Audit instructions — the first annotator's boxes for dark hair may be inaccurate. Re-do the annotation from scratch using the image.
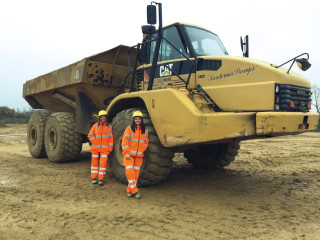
[98,116,109,127]
[131,117,145,134]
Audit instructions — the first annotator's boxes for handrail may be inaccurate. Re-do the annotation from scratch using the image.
[127,36,195,91]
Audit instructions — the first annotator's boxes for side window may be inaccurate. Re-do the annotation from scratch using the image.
[150,26,188,63]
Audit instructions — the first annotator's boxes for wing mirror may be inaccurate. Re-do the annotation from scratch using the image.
[147,5,157,24]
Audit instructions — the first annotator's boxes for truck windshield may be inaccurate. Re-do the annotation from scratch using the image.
[185,26,228,56]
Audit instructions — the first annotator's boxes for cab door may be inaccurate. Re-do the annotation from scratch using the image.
[138,25,196,90]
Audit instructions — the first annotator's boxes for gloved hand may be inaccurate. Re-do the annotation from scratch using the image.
[126,153,130,160]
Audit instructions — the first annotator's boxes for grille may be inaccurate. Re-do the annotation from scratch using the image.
[276,84,311,112]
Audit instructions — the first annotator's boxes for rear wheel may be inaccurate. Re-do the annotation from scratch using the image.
[27,112,50,158]
[44,112,82,162]
[184,141,240,169]
[109,108,174,186]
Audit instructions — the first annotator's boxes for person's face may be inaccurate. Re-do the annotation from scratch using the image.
[134,117,142,125]
[100,115,107,123]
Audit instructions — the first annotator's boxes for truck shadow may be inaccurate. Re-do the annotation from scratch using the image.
[149,160,302,202]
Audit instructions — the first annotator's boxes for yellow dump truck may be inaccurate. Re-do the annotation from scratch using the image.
[23,2,319,185]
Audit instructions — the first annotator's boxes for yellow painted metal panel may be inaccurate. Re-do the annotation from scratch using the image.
[204,82,275,111]
[256,112,319,135]
[109,89,257,147]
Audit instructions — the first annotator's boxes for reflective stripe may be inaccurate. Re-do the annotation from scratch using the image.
[122,145,129,149]
[131,139,145,143]
[98,172,106,175]
[106,127,111,138]
[129,184,136,188]
[95,135,109,138]
[133,166,140,170]
[130,128,134,141]
[125,165,134,169]
[128,179,135,183]
[91,144,109,149]
[95,123,98,136]
[145,130,148,141]
[129,150,143,155]
[92,154,99,158]
[91,144,101,148]
[109,143,113,146]
[101,155,108,158]
[90,124,112,149]
[100,167,107,170]
[123,134,131,138]
[91,167,99,169]
[91,170,98,173]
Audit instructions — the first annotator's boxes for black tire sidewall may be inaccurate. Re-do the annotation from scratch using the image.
[109,117,131,184]
[185,142,239,170]
[44,115,63,162]
[27,113,49,158]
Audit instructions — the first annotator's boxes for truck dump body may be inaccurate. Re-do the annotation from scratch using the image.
[23,45,136,113]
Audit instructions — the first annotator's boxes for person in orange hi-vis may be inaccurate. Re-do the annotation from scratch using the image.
[88,110,113,185]
[122,111,149,199]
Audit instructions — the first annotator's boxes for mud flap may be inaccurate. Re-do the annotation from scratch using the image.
[75,91,99,135]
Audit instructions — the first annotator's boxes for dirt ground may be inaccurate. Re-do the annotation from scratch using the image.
[0,124,319,240]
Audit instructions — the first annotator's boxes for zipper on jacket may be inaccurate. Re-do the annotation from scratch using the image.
[136,126,140,156]
[100,123,104,151]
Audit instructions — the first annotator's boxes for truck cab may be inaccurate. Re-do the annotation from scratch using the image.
[135,22,312,114]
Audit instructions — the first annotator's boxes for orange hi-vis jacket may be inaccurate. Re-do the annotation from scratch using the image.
[122,126,149,157]
[88,122,114,153]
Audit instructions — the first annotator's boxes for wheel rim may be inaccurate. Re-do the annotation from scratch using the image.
[115,132,124,167]
[48,127,57,150]
[29,126,37,145]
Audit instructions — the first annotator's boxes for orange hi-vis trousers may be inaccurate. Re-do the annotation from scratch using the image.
[91,150,108,181]
[124,155,143,194]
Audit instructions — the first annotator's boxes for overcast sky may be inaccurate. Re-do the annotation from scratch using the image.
[1,0,319,111]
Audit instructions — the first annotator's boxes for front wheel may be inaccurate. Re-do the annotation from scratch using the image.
[184,141,240,169]
[109,108,174,186]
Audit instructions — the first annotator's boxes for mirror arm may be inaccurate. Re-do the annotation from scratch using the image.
[276,53,309,74]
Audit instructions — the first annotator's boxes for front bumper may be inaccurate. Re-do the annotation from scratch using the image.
[256,112,319,135]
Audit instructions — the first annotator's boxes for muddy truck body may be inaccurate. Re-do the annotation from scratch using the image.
[23,3,319,185]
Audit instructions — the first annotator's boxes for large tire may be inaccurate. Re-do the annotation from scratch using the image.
[109,108,174,186]
[44,112,82,163]
[27,112,50,158]
[184,141,240,170]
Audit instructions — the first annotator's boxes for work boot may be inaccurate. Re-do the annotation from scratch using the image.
[135,192,141,199]
[98,180,103,185]
[127,192,133,198]
[92,179,97,184]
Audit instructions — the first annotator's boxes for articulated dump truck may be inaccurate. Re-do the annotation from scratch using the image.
[23,3,319,185]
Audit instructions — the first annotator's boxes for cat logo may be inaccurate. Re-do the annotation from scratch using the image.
[160,64,173,77]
